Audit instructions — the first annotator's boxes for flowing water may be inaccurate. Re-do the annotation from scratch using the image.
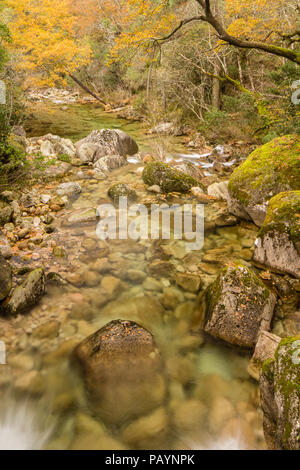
[0,102,265,450]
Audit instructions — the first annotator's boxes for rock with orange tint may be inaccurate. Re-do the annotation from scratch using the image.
[73,319,166,425]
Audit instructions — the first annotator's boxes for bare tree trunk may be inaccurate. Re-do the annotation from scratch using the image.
[68,73,107,106]
[212,62,221,109]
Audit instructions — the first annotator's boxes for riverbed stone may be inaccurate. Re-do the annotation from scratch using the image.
[253,191,300,278]
[108,183,137,203]
[175,273,202,293]
[6,268,45,315]
[32,320,61,339]
[73,319,166,425]
[122,406,169,449]
[194,262,276,348]
[0,253,12,301]
[148,260,176,278]
[143,161,205,193]
[228,135,300,226]
[56,182,82,197]
[207,181,229,200]
[62,208,97,226]
[171,399,206,432]
[260,336,300,449]
[0,205,13,226]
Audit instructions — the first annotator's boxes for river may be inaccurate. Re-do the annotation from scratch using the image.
[0,101,265,450]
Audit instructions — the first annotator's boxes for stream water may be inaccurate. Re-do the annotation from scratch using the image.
[0,102,265,450]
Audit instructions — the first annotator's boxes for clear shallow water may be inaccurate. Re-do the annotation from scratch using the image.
[0,104,265,450]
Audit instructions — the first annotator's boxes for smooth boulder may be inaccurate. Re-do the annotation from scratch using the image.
[228,135,300,226]
[194,262,276,348]
[73,320,166,425]
[253,191,300,279]
[75,129,138,163]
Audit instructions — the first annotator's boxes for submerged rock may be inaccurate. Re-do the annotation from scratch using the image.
[62,208,97,226]
[108,183,137,203]
[228,135,300,226]
[73,319,166,425]
[56,182,82,197]
[0,253,12,301]
[253,191,300,279]
[142,161,204,194]
[260,336,300,449]
[75,129,138,163]
[6,268,45,315]
[194,262,276,348]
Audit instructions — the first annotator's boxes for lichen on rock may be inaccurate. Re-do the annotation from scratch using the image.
[228,135,300,226]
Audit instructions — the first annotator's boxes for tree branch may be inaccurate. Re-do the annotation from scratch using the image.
[156,0,300,65]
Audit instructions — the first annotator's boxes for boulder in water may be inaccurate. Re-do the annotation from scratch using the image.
[194,262,276,348]
[73,319,166,425]
[75,129,138,163]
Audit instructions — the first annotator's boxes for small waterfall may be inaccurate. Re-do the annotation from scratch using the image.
[0,398,53,450]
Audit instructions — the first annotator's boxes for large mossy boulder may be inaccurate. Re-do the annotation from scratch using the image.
[194,262,276,348]
[253,191,300,279]
[0,253,12,301]
[260,336,300,450]
[142,161,204,193]
[73,320,166,425]
[5,268,45,315]
[228,135,300,226]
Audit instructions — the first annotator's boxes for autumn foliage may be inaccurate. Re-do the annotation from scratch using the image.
[6,0,92,87]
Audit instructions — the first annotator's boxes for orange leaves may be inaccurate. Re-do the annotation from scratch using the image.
[7,0,92,88]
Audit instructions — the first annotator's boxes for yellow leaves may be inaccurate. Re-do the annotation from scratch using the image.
[106,0,177,66]
[7,0,92,88]
[224,0,296,42]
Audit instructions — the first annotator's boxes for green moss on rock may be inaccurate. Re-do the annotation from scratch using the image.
[142,161,204,193]
[228,135,300,208]
[258,191,300,249]
[195,262,276,348]
[108,183,137,203]
[274,335,300,449]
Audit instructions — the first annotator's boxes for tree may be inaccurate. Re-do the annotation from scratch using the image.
[160,0,300,64]
[6,0,92,87]
[108,0,300,66]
